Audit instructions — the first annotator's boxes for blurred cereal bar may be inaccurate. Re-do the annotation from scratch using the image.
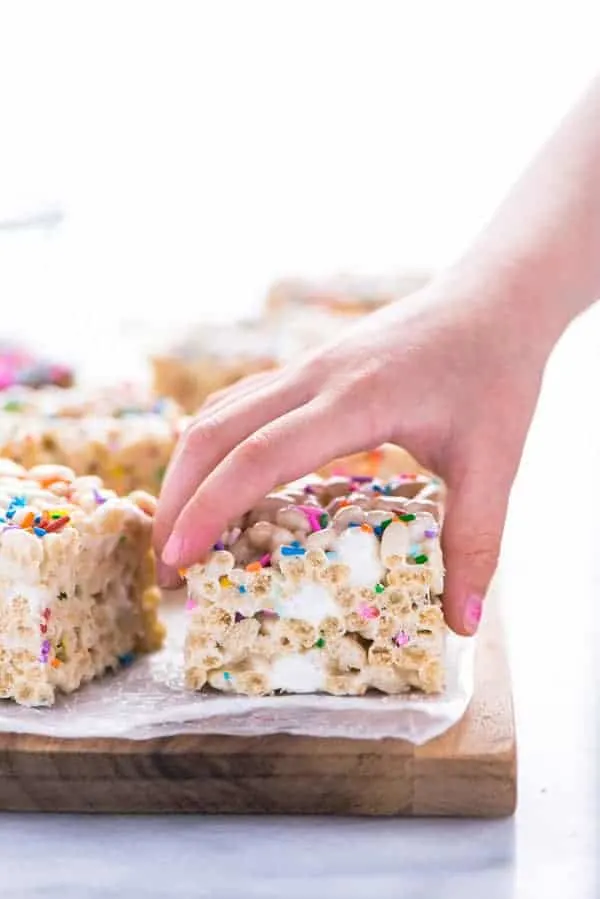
[0,340,74,390]
[151,320,279,413]
[0,384,185,495]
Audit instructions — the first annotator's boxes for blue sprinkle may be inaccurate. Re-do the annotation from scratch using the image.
[223,671,232,681]
[151,398,167,414]
[409,543,420,556]
[373,525,383,537]
[325,550,338,560]
[290,540,302,548]
[10,496,26,507]
[5,510,15,520]
[33,527,46,537]
[347,522,360,528]
[371,484,384,493]
[118,652,136,667]
[281,545,306,556]
[238,585,247,594]
[34,515,41,525]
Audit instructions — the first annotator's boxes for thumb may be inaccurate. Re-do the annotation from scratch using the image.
[440,461,512,636]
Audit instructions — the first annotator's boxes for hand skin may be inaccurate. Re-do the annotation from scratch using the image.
[154,75,600,635]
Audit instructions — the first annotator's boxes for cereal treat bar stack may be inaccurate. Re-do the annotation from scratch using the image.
[184,465,447,697]
[0,385,185,495]
[151,320,279,413]
[0,460,164,707]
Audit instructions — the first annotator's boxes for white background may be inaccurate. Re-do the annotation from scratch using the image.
[0,1,599,376]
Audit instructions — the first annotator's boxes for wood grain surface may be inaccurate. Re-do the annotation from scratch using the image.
[0,599,516,817]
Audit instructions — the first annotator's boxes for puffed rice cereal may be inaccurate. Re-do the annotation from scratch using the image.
[183,460,447,697]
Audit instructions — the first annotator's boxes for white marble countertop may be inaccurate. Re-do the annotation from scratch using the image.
[1,312,599,898]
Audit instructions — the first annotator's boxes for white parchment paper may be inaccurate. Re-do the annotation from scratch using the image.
[0,594,475,745]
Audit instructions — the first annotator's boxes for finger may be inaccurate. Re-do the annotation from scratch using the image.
[155,559,183,590]
[157,367,286,510]
[163,395,384,568]
[440,457,513,636]
[153,371,309,558]
[201,368,281,412]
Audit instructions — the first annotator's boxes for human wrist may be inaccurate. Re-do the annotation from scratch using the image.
[436,246,586,366]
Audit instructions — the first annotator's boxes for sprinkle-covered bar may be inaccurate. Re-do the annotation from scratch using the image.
[0,386,186,495]
[184,464,447,697]
[0,460,163,707]
[0,340,74,390]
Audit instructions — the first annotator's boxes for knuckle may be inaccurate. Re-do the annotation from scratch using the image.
[236,431,273,468]
[181,417,220,452]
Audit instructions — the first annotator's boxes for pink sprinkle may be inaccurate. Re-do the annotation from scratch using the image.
[358,603,380,620]
[185,598,197,611]
[260,553,271,567]
[394,630,410,647]
[293,505,323,532]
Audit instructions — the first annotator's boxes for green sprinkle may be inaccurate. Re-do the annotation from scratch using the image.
[399,513,416,522]
[119,535,127,545]
[380,518,393,532]
[374,583,385,594]
[319,513,328,528]
[315,637,326,649]
[57,591,67,601]
[413,554,429,564]
[3,400,22,412]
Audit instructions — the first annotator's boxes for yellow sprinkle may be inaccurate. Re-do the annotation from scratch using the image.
[219,575,233,588]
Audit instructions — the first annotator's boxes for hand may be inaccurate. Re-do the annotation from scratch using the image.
[154,279,549,635]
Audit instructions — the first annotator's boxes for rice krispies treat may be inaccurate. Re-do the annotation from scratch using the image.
[184,465,447,697]
[0,385,186,495]
[151,320,279,413]
[265,271,432,319]
[264,272,432,360]
[0,340,74,390]
[0,459,164,707]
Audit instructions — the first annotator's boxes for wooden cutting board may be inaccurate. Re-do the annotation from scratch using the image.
[0,598,516,817]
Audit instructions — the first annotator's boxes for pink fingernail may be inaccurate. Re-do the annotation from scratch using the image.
[162,534,184,567]
[463,595,483,634]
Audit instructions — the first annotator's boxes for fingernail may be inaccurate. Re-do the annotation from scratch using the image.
[463,595,483,634]
[156,559,182,590]
[162,533,184,567]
